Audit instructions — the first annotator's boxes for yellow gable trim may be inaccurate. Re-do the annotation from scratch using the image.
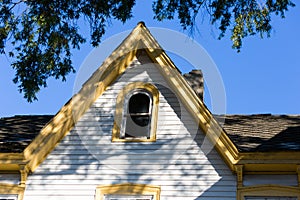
[16,22,300,175]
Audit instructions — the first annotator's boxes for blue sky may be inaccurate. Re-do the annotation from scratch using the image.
[1,1,300,116]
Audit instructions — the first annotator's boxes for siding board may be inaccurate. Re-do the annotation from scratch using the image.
[24,56,236,200]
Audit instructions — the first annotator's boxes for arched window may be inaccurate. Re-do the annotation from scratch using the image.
[121,90,153,139]
[95,183,161,200]
[112,82,159,142]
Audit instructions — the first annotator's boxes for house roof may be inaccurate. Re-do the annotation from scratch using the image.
[1,113,299,153]
[0,115,53,153]
[216,114,300,152]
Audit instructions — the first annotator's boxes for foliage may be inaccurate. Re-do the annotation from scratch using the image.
[153,0,295,49]
[0,0,295,102]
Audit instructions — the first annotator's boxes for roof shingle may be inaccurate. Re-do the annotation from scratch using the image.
[216,114,300,152]
[0,115,53,153]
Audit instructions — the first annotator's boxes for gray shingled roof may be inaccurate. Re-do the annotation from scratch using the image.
[1,114,300,153]
[0,115,53,153]
[216,114,300,152]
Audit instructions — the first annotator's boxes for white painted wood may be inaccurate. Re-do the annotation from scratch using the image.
[23,55,236,200]
[0,195,18,200]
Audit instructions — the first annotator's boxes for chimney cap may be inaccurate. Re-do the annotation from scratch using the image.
[183,69,204,101]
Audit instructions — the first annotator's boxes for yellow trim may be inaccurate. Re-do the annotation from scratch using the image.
[19,165,29,186]
[242,163,300,174]
[236,165,244,188]
[237,185,300,200]
[239,151,300,163]
[0,153,26,171]
[297,165,300,187]
[4,21,296,175]
[0,153,24,160]
[0,183,25,200]
[112,82,159,142]
[95,183,161,200]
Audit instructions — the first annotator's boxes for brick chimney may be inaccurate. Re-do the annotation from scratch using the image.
[183,69,204,101]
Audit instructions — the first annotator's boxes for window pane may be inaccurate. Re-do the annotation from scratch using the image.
[129,93,150,113]
[130,115,150,127]
[122,91,152,138]
[125,116,150,138]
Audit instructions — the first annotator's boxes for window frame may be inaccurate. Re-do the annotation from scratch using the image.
[95,183,160,200]
[112,82,159,142]
[121,89,153,139]
[0,183,24,200]
[237,185,300,200]
[0,195,18,200]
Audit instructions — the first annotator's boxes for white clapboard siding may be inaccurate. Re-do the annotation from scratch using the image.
[24,55,236,200]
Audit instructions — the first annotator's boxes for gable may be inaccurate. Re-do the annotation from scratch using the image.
[1,22,300,177]
[23,53,237,199]
[20,22,239,173]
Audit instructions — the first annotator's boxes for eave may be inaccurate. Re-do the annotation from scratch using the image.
[0,153,26,171]
[237,151,300,174]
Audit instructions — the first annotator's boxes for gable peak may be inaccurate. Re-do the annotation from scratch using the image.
[137,21,146,27]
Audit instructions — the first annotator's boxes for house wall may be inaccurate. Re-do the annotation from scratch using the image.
[23,55,236,200]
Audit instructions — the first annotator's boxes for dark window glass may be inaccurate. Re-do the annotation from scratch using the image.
[129,93,150,114]
[123,91,152,138]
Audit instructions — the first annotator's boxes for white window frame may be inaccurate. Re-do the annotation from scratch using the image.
[121,89,153,139]
[0,195,18,200]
